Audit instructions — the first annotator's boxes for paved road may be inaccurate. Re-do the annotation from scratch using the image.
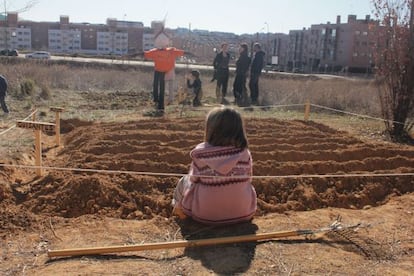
[22,53,357,80]
[52,55,215,71]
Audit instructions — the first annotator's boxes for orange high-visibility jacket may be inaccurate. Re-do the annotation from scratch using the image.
[144,47,184,73]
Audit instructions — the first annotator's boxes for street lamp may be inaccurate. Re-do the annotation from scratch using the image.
[11,31,16,50]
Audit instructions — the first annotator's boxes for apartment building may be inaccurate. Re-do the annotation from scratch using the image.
[0,12,31,50]
[0,12,379,73]
[0,13,144,55]
[287,15,378,73]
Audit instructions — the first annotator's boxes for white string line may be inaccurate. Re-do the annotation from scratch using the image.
[1,104,410,181]
[185,103,304,112]
[191,102,403,126]
[310,103,405,125]
[0,124,16,136]
[0,109,38,136]
[1,163,413,179]
[189,102,394,126]
[177,103,305,119]
[239,103,304,111]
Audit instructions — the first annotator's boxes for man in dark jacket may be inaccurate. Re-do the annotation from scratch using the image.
[0,75,9,114]
[249,43,265,105]
[233,43,251,106]
[213,43,230,104]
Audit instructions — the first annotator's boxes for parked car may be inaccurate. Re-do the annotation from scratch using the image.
[25,51,51,59]
[263,64,280,72]
[0,49,19,56]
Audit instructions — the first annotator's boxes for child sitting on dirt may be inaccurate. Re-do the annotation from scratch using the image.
[186,70,202,107]
[172,107,257,224]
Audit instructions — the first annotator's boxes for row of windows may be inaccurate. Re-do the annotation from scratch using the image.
[50,32,81,37]
[355,31,369,36]
[0,38,30,42]
[50,46,81,50]
[98,35,127,40]
[353,52,373,57]
[97,47,127,51]
[16,31,31,35]
[50,39,80,43]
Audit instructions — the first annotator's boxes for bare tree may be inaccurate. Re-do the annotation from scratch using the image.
[1,0,38,49]
[2,0,38,14]
[372,0,414,143]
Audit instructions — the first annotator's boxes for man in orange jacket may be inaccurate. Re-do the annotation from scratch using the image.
[144,30,184,115]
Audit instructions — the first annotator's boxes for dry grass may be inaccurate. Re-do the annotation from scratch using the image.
[260,74,380,116]
[0,58,383,128]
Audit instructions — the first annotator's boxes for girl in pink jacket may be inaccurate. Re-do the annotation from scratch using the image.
[173,107,257,225]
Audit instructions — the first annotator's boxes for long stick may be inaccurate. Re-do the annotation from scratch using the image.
[48,229,312,258]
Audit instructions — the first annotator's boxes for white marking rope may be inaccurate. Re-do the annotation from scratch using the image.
[0,109,37,136]
[0,163,412,179]
[1,104,412,180]
[311,104,405,125]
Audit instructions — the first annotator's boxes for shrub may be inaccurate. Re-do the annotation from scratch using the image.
[20,79,36,97]
[39,84,51,100]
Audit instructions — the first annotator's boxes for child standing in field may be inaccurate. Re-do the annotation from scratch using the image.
[186,70,202,107]
[172,107,257,225]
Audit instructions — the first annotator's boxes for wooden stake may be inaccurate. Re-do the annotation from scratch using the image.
[34,129,42,176]
[16,121,55,177]
[48,229,312,258]
[304,100,311,121]
[50,107,64,146]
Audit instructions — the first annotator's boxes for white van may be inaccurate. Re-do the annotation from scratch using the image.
[25,51,51,60]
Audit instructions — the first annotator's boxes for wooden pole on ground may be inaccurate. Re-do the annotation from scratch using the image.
[50,107,64,146]
[16,121,56,177]
[304,100,311,121]
[48,229,313,258]
[34,129,42,176]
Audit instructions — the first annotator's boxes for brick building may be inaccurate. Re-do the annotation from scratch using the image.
[0,13,144,55]
[0,12,380,73]
[287,15,379,73]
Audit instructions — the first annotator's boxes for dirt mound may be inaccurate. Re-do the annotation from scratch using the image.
[2,117,414,228]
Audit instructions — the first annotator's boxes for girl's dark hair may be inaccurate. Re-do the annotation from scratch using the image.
[205,107,248,149]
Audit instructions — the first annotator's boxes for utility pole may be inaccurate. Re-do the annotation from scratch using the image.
[264,22,269,64]
[3,0,8,49]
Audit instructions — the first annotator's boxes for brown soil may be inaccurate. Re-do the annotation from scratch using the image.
[1,116,413,275]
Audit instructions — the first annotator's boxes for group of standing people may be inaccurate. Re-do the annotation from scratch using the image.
[145,33,266,115]
[213,42,265,106]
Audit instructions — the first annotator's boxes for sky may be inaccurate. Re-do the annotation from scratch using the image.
[8,0,374,34]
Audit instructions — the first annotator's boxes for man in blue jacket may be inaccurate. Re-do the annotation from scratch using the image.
[249,43,265,105]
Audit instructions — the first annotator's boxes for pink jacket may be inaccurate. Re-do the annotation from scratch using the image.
[181,142,257,225]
